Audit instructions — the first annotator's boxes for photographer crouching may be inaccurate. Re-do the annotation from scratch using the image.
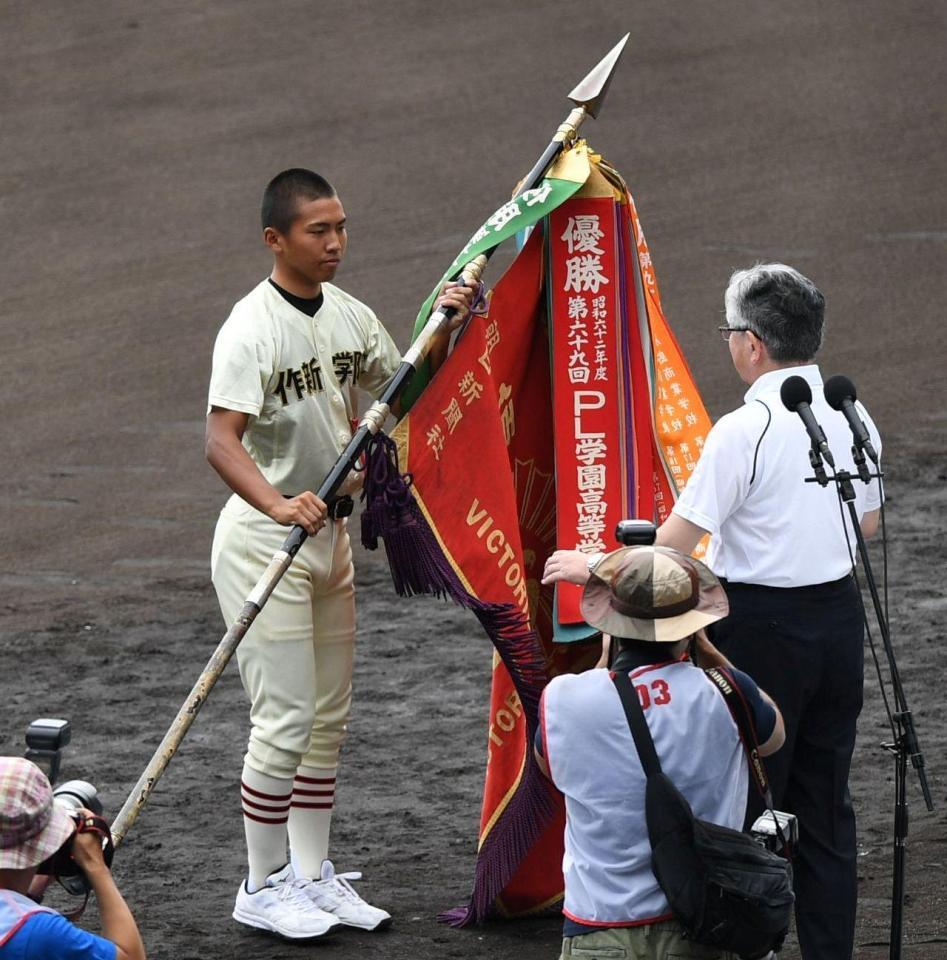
[538,546,786,959]
[0,758,145,960]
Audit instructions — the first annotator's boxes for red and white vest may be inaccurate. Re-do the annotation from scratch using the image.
[0,888,55,949]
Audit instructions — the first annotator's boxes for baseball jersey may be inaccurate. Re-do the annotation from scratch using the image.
[208,279,402,499]
[673,364,883,587]
[541,660,750,927]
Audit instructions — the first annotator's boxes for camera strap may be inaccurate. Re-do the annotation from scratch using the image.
[611,667,790,856]
[701,667,790,854]
[58,814,115,923]
[702,667,772,800]
[58,892,90,923]
[78,813,115,869]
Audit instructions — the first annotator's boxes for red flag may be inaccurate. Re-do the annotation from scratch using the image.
[361,151,713,921]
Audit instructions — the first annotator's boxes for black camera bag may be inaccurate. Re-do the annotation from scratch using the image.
[612,668,794,960]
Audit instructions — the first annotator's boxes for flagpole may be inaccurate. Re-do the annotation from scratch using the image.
[110,32,631,848]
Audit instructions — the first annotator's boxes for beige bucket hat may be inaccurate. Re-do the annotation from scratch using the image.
[581,546,729,642]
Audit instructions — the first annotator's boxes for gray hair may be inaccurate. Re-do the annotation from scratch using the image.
[724,263,825,362]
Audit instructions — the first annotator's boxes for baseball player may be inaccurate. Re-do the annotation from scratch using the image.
[205,168,473,939]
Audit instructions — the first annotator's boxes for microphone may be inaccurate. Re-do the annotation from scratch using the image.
[824,375,879,464]
[779,376,835,468]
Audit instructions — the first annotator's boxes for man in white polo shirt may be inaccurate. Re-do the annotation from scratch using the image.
[543,264,881,960]
[656,264,880,960]
[205,168,473,940]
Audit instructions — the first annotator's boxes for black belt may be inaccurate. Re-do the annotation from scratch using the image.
[327,495,354,519]
[719,574,854,595]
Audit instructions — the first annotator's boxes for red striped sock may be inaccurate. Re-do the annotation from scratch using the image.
[241,764,292,892]
[288,765,336,879]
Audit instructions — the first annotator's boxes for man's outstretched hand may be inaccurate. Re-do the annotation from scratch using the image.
[542,549,592,586]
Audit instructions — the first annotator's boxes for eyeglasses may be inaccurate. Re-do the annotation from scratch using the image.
[718,325,753,341]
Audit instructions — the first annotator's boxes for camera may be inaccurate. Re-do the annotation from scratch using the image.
[750,809,799,856]
[615,519,657,546]
[23,718,112,896]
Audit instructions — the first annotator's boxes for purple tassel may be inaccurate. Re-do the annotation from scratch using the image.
[361,433,465,599]
[443,749,559,926]
[437,905,471,926]
[362,433,557,925]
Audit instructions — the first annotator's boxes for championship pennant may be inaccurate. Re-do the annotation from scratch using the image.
[386,228,572,921]
[363,145,714,922]
[548,197,630,625]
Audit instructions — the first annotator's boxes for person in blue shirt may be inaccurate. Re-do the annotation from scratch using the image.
[0,757,145,960]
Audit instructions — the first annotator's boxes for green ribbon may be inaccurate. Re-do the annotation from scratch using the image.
[400,174,584,411]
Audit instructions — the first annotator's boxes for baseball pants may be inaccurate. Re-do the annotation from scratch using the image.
[211,497,356,779]
[709,575,864,960]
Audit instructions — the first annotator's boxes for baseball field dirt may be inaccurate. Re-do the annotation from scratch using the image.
[1,2,945,957]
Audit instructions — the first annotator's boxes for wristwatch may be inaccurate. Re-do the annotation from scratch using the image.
[586,551,605,575]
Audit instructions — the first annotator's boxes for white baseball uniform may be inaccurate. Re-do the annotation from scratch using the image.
[208,278,401,778]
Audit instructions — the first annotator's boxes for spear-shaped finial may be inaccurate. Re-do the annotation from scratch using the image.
[517,33,630,193]
[568,32,629,119]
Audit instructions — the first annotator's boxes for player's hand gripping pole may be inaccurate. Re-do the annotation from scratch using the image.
[110,32,630,848]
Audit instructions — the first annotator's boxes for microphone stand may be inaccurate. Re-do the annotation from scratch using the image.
[806,450,933,960]
[807,443,829,487]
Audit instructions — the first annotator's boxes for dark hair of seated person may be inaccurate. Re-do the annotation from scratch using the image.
[611,634,693,670]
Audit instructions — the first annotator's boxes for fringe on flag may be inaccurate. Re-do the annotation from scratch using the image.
[361,432,556,925]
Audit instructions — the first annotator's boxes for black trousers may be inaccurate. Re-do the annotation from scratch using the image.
[707,575,864,960]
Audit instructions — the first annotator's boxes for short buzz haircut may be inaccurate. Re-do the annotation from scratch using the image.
[261,168,336,234]
[724,263,825,362]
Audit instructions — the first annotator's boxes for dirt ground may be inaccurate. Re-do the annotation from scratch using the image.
[1,2,945,958]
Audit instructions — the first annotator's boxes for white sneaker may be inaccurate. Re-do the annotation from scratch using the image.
[233,863,341,939]
[301,859,392,931]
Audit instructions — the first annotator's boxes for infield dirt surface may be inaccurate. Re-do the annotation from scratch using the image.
[1,2,945,958]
